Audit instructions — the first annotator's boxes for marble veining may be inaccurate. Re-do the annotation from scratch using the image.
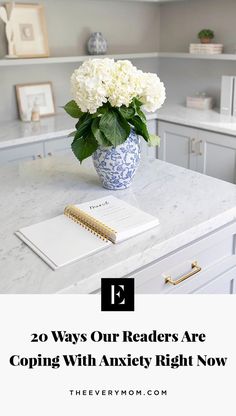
[1,155,236,294]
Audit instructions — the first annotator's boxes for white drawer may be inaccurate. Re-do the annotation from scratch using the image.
[44,136,73,157]
[0,142,44,164]
[131,222,236,294]
[193,265,236,294]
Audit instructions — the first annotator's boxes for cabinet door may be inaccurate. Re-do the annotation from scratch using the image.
[197,130,236,183]
[194,268,236,294]
[140,119,157,160]
[0,142,44,164]
[44,136,73,157]
[158,121,197,170]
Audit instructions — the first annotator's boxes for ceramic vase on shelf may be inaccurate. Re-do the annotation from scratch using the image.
[92,130,141,190]
[87,32,107,55]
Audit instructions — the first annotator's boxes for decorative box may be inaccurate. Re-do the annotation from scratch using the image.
[186,96,214,110]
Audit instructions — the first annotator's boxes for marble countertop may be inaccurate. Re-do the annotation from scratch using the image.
[0,111,158,149]
[0,113,74,149]
[158,105,236,136]
[1,155,236,294]
[1,105,236,152]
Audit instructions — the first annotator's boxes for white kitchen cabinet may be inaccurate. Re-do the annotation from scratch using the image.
[0,142,44,164]
[158,121,236,183]
[196,130,236,183]
[194,268,236,294]
[44,136,72,157]
[0,136,72,165]
[132,221,236,294]
[89,264,236,295]
[158,121,197,170]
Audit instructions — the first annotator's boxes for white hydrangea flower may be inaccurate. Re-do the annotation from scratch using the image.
[70,59,166,114]
[108,60,141,108]
[138,72,166,112]
[71,58,114,114]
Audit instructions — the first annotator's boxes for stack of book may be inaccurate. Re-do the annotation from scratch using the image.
[189,43,223,55]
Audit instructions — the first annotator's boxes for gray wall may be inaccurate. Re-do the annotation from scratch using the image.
[159,0,236,107]
[160,0,236,53]
[1,0,236,121]
[159,59,236,108]
[0,0,161,57]
[0,58,159,122]
[0,0,160,122]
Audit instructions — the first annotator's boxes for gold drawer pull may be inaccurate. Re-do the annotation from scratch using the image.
[165,261,201,286]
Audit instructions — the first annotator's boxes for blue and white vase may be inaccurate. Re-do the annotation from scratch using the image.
[92,129,141,190]
[87,32,107,55]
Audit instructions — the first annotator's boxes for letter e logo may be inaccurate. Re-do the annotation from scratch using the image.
[101,278,135,311]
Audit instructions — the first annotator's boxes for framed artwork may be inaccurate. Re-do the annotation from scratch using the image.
[6,3,50,58]
[16,82,55,119]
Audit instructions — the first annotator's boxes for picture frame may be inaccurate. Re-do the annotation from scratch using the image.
[6,3,50,58]
[16,82,55,120]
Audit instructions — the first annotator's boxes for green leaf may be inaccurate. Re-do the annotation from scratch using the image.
[63,100,83,118]
[132,97,143,110]
[71,132,98,163]
[100,110,130,146]
[97,105,109,116]
[68,130,77,137]
[91,104,109,119]
[118,106,135,120]
[129,116,149,142]
[148,134,160,147]
[131,97,146,122]
[137,107,146,123]
[91,118,111,147]
[198,29,214,39]
[75,113,93,139]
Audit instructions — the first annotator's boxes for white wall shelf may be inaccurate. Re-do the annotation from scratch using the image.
[158,52,236,61]
[0,52,159,67]
[1,52,236,67]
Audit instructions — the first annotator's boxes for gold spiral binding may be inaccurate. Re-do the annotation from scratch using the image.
[64,205,117,243]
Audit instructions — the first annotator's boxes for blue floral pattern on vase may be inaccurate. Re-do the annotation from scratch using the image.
[92,130,141,190]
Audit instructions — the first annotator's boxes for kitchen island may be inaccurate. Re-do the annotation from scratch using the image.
[1,155,236,294]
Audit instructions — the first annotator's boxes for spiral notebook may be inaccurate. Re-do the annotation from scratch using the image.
[16,196,159,270]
